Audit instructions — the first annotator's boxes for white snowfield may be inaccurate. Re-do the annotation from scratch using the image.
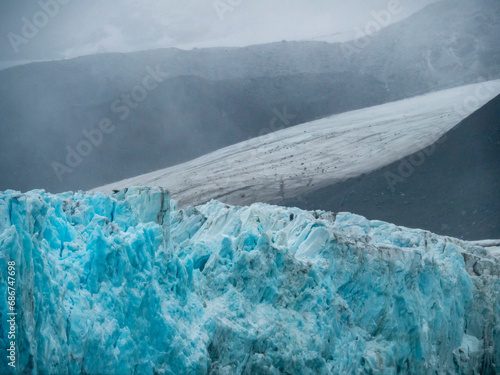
[93,80,500,207]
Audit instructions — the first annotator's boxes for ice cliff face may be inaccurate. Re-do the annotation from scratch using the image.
[0,188,499,374]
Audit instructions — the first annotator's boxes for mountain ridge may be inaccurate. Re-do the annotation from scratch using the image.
[1,0,499,193]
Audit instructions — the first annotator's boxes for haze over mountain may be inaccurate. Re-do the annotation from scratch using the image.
[0,0,499,194]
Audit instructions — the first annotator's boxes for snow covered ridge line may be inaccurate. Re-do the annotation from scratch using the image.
[92,80,500,207]
[0,188,499,374]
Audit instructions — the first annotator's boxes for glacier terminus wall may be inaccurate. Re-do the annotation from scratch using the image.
[0,187,499,374]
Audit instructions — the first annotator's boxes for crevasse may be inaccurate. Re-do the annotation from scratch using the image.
[0,187,498,374]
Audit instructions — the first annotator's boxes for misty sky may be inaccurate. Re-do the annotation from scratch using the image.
[0,0,440,65]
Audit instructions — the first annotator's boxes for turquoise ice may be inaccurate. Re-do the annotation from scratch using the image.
[0,188,498,374]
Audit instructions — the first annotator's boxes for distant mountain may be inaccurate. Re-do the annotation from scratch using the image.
[281,93,500,240]
[350,0,500,95]
[1,0,499,193]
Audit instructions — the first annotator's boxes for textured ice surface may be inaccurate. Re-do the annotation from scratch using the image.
[0,188,499,374]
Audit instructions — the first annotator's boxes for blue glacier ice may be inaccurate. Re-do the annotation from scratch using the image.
[0,187,499,374]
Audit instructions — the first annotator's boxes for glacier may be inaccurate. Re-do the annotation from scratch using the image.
[92,80,500,207]
[0,187,499,374]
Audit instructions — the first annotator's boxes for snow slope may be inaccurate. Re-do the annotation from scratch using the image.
[0,188,499,374]
[93,80,500,208]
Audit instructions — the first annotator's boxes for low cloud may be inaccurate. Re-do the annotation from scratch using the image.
[0,0,442,61]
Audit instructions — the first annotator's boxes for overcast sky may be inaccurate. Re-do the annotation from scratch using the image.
[0,0,440,64]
